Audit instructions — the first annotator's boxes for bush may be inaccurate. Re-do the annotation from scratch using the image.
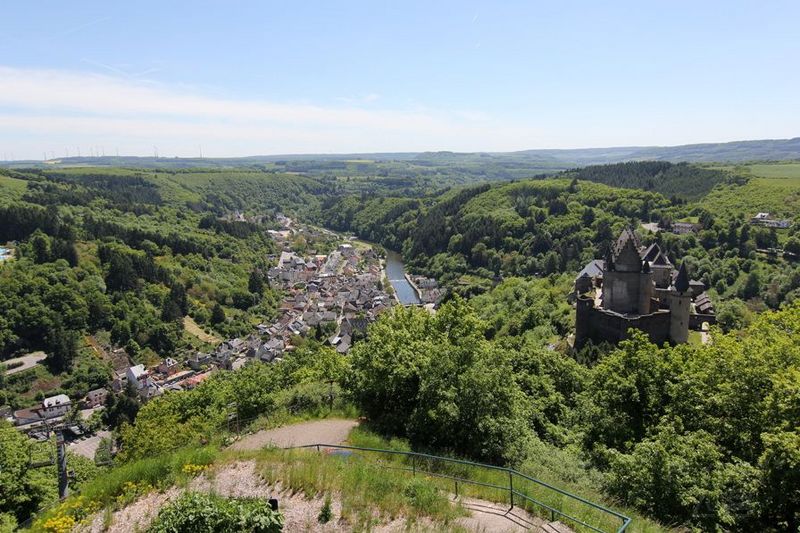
[148,492,283,532]
[317,494,332,524]
[403,478,442,512]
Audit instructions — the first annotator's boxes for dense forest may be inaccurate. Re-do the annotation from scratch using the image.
[560,161,737,200]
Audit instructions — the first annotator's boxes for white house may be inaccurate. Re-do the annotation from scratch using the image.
[41,394,71,419]
[126,364,148,390]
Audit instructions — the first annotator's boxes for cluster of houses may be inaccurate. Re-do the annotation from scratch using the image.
[264,242,394,355]
[94,227,401,407]
[5,216,436,435]
[110,360,215,401]
[8,388,108,428]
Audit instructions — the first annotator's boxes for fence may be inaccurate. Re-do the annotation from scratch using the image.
[290,443,631,533]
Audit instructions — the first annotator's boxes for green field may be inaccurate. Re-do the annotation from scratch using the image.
[699,162,800,219]
[0,173,28,200]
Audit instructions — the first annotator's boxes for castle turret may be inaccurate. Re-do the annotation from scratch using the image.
[574,294,595,349]
[668,262,691,344]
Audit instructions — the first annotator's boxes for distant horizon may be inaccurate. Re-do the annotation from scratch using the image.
[5,136,800,163]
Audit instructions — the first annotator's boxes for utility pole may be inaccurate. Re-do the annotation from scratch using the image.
[55,428,69,499]
[326,379,335,412]
[22,419,71,499]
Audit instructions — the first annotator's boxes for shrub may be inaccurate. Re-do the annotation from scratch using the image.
[148,492,283,532]
[317,494,332,524]
[403,478,441,512]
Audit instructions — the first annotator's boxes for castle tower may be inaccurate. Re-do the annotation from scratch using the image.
[603,228,654,314]
[668,262,691,344]
[574,295,595,349]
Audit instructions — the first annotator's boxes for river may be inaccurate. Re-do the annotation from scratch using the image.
[385,250,421,305]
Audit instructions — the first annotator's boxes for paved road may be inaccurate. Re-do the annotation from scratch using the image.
[229,418,359,451]
[3,352,47,375]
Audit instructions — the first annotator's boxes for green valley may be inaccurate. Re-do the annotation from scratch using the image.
[0,158,799,532]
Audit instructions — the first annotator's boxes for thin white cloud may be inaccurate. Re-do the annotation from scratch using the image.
[0,65,542,158]
[0,66,454,130]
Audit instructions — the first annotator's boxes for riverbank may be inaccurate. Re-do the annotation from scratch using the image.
[403,272,424,301]
[385,250,421,305]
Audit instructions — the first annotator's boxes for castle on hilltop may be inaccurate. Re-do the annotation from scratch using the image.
[574,228,715,348]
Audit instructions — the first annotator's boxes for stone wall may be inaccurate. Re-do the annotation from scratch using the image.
[577,306,671,347]
[689,312,717,329]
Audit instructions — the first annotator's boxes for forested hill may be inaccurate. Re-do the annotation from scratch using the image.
[2,163,800,531]
[559,161,737,200]
[0,166,332,368]
[513,136,800,164]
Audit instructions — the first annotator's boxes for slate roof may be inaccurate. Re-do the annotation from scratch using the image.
[674,263,690,293]
[640,243,661,262]
[613,227,642,257]
[576,259,605,280]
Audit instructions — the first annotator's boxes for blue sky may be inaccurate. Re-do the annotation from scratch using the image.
[1,1,798,159]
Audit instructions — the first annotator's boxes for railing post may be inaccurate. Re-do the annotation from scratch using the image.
[509,470,514,510]
[455,479,459,498]
[316,444,320,453]
[412,455,416,476]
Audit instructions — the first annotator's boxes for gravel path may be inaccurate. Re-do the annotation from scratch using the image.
[229,418,359,451]
[3,351,47,375]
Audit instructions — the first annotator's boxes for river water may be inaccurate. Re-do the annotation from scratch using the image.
[385,250,421,305]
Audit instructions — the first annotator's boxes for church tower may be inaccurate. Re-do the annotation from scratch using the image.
[668,262,691,344]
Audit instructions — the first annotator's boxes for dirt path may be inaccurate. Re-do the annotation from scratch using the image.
[455,496,573,532]
[229,418,360,451]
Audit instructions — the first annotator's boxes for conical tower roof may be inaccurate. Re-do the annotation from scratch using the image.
[674,262,690,293]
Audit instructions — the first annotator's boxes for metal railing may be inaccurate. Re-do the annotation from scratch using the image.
[290,443,631,533]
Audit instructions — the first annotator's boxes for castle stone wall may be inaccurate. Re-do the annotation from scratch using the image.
[576,305,671,348]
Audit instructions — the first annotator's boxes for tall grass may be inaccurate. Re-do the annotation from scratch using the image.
[79,446,218,505]
[253,447,466,530]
